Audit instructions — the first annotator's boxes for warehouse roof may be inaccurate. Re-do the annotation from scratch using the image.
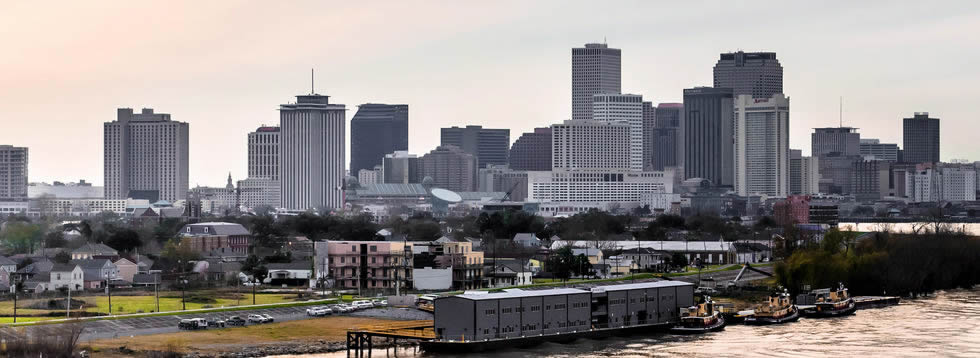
[452,288,588,301]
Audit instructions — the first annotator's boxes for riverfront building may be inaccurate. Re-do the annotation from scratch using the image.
[433,281,694,341]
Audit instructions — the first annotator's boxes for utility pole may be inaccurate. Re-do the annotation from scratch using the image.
[106,275,112,315]
[155,272,160,312]
[252,278,256,305]
[66,285,71,318]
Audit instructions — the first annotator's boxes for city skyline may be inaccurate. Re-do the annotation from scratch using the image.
[2,2,979,186]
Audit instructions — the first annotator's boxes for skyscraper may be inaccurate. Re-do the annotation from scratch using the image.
[734,94,790,197]
[641,101,657,170]
[903,112,940,164]
[104,108,189,202]
[682,87,734,186]
[440,125,510,169]
[713,51,783,99]
[279,94,345,211]
[551,120,630,171]
[0,145,28,201]
[859,139,899,162]
[652,103,684,171]
[592,93,644,171]
[572,43,621,121]
[811,127,860,157]
[349,103,409,173]
[509,128,552,171]
[247,126,280,180]
[420,145,478,192]
[382,151,421,184]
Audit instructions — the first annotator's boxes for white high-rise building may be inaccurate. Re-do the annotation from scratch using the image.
[279,94,346,211]
[593,93,644,171]
[552,120,630,171]
[941,166,976,202]
[248,126,280,180]
[572,43,621,121]
[734,94,790,197]
[104,108,189,202]
[800,156,820,195]
[527,169,676,204]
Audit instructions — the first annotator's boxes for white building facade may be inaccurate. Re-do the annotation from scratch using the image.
[734,94,790,197]
[552,120,630,171]
[247,126,280,181]
[527,169,676,204]
[593,93,644,171]
[279,94,346,211]
[104,108,189,202]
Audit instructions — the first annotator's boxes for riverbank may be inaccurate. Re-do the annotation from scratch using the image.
[83,316,409,357]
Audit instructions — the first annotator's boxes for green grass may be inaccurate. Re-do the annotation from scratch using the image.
[0,316,56,323]
[85,293,296,314]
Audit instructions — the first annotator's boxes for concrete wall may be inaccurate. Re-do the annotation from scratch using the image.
[413,267,452,290]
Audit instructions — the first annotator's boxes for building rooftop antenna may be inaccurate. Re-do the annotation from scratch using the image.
[839,96,843,128]
[311,68,315,95]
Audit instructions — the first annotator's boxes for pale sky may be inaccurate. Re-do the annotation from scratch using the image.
[2,1,979,187]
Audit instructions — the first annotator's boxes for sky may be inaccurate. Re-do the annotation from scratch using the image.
[2,1,979,187]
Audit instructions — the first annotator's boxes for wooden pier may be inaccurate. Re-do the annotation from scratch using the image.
[346,320,434,356]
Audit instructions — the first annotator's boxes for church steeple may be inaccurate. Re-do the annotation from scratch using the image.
[226,172,234,189]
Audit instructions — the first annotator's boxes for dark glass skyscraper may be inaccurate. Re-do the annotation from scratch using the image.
[651,103,683,171]
[683,87,734,186]
[902,112,940,164]
[440,125,510,169]
[350,103,409,173]
[713,51,783,99]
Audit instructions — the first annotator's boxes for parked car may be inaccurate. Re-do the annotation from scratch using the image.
[695,287,719,295]
[372,300,387,308]
[208,318,226,328]
[352,300,374,310]
[178,318,208,330]
[247,314,266,323]
[307,306,332,316]
[226,316,247,326]
[260,314,274,323]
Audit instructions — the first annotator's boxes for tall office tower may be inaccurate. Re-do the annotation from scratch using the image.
[903,112,940,164]
[734,94,790,197]
[641,101,657,170]
[593,93,644,170]
[852,160,891,203]
[551,120,630,170]
[811,127,860,157]
[0,145,28,201]
[682,87,734,186]
[382,151,422,184]
[349,103,409,173]
[652,103,684,171]
[509,128,552,171]
[859,139,900,162]
[440,125,510,169]
[790,150,821,195]
[247,126,280,180]
[713,51,783,99]
[104,108,189,202]
[279,93,346,211]
[420,145,478,192]
[572,43,621,121]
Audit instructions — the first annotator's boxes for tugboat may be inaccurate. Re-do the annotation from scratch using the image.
[670,296,726,334]
[805,283,856,317]
[745,289,799,325]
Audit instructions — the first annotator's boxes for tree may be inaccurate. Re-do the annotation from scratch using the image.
[106,228,142,252]
[44,231,68,248]
[669,252,688,269]
[161,238,200,269]
[0,221,43,254]
[53,251,71,264]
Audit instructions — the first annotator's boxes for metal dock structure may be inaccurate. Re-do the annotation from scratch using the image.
[346,320,434,356]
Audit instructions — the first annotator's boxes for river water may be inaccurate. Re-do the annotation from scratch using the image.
[272,288,980,358]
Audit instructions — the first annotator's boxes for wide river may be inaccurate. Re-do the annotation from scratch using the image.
[273,288,979,358]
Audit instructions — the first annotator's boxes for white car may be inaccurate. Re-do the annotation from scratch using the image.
[260,314,274,323]
[307,306,332,316]
[352,301,374,310]
[247,314,265,323]
[373,300,387,307]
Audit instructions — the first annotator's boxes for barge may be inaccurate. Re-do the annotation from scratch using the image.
[422,280,695,353]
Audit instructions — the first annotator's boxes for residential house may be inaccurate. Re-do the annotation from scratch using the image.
[266,261,312,286]
[204,260,242,283]
[0,255,16,275]
[605,256,636,277]
[114,258,138,282]
[14,259,54,282]
[619,247,665,271]
[132,273,161,287]
[71,243,119,260]
[49,263,84,291]
[71,259,119,290]
[571,248,604,265]
[483,258,532,288]
[513,233,542,248]
[179,222,251,259]
[22,272,50,293]
[136,257,154,274]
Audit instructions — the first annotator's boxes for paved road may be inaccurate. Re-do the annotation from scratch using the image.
[670,265,774,285]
